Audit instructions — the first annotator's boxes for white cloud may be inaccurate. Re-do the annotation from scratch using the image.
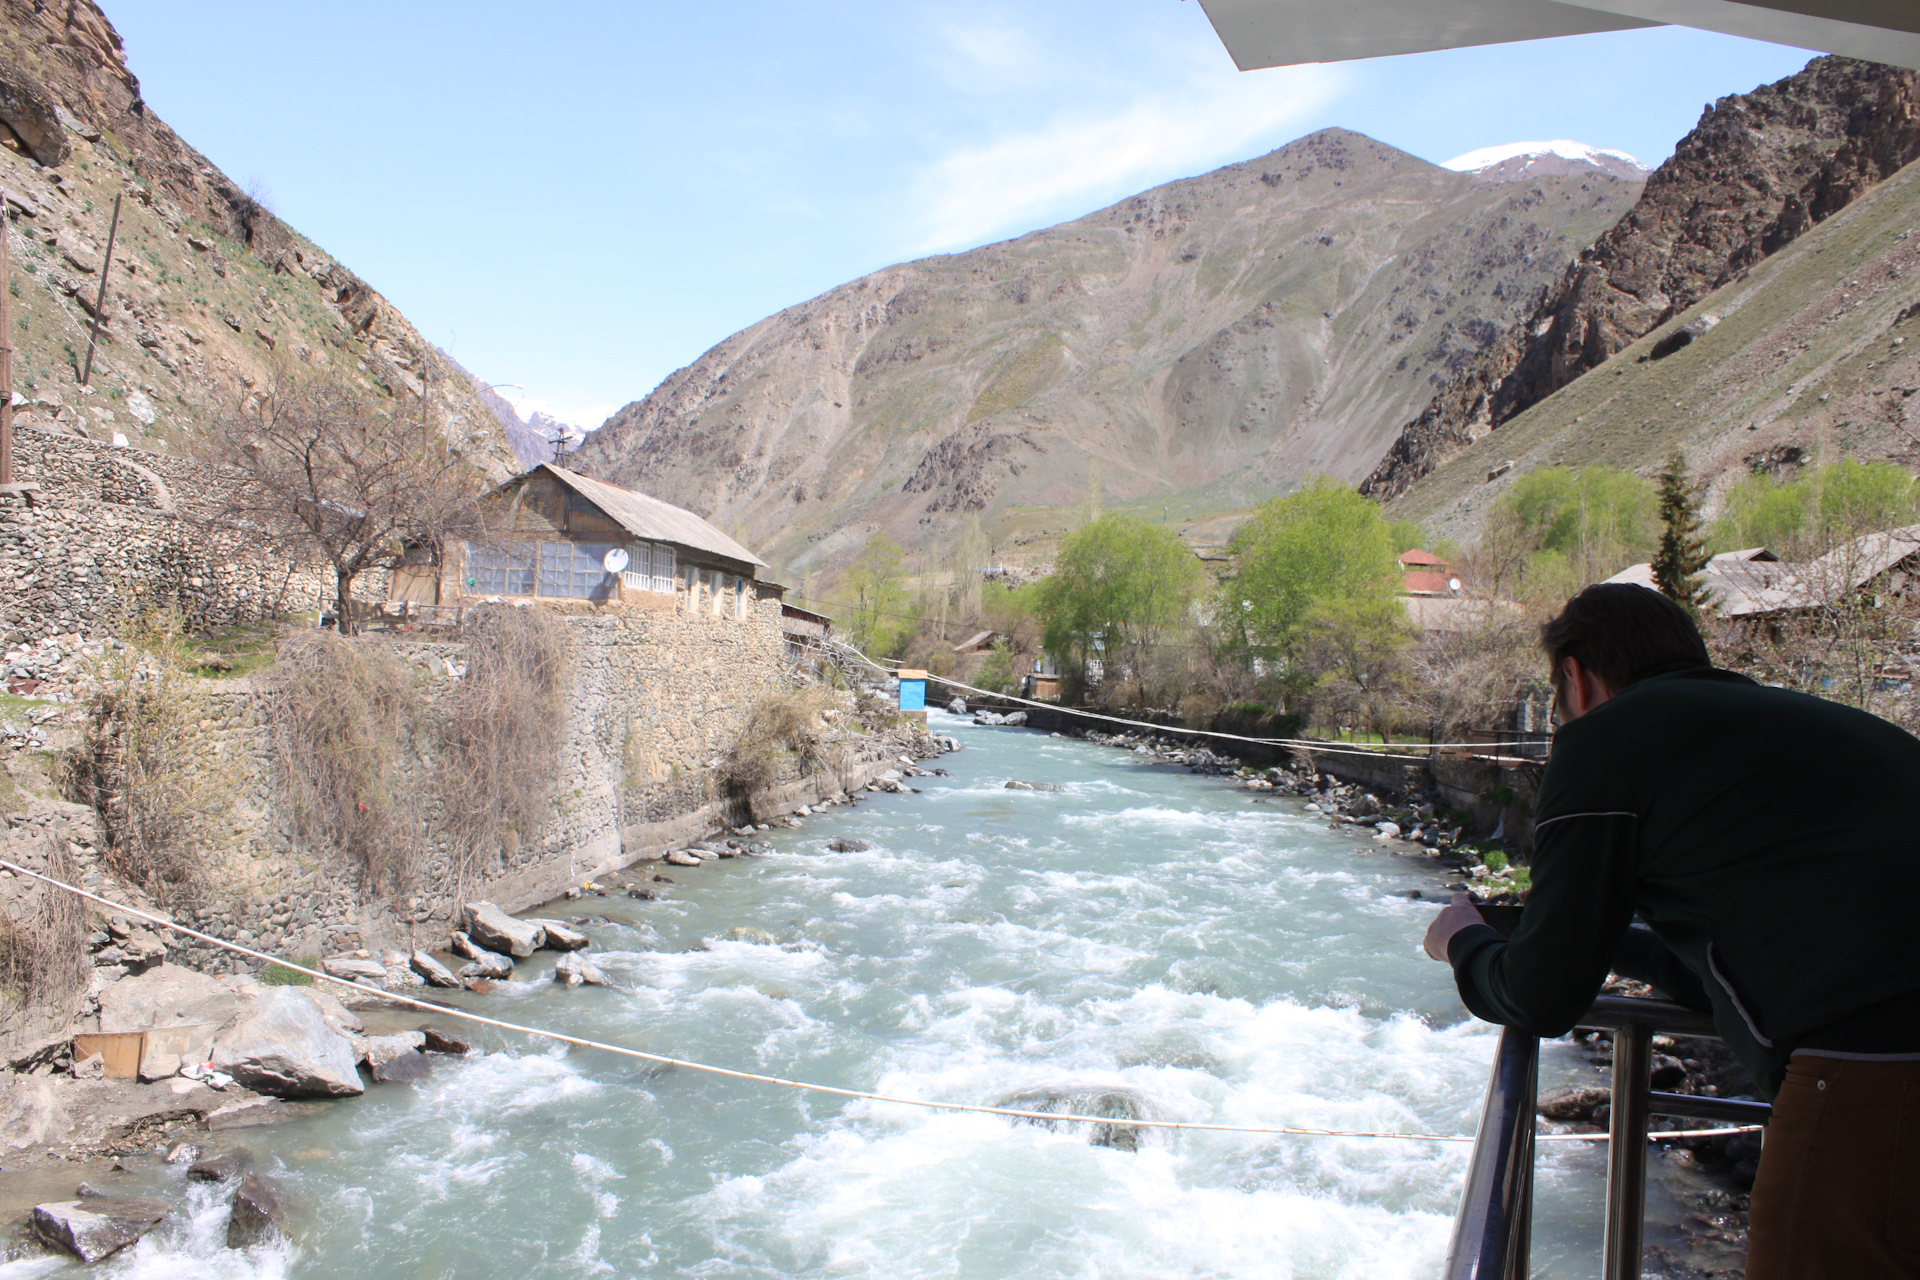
[931,18,1045,89]
[903,57,1348,255]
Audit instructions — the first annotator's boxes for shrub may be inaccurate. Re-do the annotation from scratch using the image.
[260,956,317,986]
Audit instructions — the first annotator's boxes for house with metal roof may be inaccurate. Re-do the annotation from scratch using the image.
[1603,526,1920,617]
[429,464,780,617]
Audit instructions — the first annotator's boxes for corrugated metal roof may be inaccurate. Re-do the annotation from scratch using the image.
[1604,524,1920,617]
[533,464,767,570]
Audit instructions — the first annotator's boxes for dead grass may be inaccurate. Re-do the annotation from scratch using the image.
[0,843,86,1024]
[69,612,243,906]
[720,688,833,821]
[438,605,570,894]
[266,629,425,896]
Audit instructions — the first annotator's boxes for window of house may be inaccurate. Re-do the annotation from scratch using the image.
[538,542,620,601]
[466,542,535,595]
[651,543,676,594]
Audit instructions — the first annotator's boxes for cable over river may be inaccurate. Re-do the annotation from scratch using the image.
[35,712,1727,1279]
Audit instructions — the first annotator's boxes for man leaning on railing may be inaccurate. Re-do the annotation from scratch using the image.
[1421,583,1920,1280]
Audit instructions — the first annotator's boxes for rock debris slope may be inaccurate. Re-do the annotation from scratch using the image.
[574,130,1641,577]
[0,0,516,476]
[1365,56,1920,501]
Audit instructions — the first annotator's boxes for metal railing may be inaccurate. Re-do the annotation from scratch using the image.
[1445,996,1772,1280]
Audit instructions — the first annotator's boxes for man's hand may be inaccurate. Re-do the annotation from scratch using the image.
[1424,893,1485,962]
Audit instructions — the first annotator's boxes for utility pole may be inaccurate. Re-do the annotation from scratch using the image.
[79,192,122,388]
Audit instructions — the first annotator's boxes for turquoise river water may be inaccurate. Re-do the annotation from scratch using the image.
[8,712,1724,1279]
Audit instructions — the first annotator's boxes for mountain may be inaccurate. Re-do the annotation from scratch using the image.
[1444,140,1650,184]
[1385,142,1920,539]
[1365,57,1920,502]
[573,129,1641,579]
[0,1,517,478]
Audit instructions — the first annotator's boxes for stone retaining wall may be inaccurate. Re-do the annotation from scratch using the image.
[153,603,930,973]
[1,427,340,642]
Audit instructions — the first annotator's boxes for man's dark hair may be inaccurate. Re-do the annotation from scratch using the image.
[1540,583,1711,696]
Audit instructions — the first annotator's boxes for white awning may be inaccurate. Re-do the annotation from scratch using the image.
[1197,0,1920,71]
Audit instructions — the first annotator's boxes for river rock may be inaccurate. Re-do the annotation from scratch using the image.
[1374,822,1402,839]
[226,1173,290,1249]
[664,850,702,867]
[462,902,545,958]
[31,1198,171,1262]
[529,919,590,951]
[973,711,1005,725]
[1002,711,1028,726]
[998,1086,1150,1152]
[947,697,967,714]
[726,926,778,945]
[188,1145,254,1182]
[826,838,873,852]
[1536,1086,1611,1122]
[409,951,460,988]
[1003,780,1065,792]
[320,956,388,985]
[368,1049,432,1084]
[207,1098,319,1131]
[458,951,513,981]
[209,987,364,1098]
[553,952,610,987]
[420,1027,475,1055]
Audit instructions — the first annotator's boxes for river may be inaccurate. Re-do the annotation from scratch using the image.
[18,712,1724,1279]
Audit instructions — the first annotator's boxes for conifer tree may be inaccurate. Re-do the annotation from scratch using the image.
[1653,450,1712,612]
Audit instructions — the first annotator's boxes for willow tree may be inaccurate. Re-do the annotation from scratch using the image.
[1036,514,1205,705]
[1225,478,1408,718]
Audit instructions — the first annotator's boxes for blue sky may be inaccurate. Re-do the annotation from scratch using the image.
[103,2,1810,428]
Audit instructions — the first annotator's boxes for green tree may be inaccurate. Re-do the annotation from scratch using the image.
[1653,450,1712,611]
[1228,478,1402,662]
[1504,465,1657,578]
[1036,514,1205,704]
[1712,460,1920,554]
[1300,595,1416,739]
[841,531,910,657]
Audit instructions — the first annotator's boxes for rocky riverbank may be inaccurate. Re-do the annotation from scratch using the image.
[0,717,960,1266]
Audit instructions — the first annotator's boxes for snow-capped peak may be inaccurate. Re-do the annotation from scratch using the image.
[1441,140,1649,184]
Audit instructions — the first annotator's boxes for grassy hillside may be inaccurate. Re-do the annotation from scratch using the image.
[1388,154,1920,539]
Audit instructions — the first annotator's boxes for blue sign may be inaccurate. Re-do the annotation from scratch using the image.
[898,678,926,711]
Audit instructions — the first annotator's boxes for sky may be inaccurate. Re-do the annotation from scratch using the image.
[102,2,1813,430]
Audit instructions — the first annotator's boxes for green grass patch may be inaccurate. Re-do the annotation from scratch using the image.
[260,956,317,986]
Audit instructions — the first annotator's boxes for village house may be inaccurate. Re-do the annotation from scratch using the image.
[390,463,787,621]
[1604,525,1920,619]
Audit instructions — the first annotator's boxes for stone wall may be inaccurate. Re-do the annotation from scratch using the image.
[1,427,338,642]
[152,600,928,973]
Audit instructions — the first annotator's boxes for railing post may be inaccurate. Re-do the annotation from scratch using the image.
[1444,1025,1538,1280]
[1602,1022,1653,1280]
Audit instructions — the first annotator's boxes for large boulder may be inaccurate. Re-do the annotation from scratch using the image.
[462,902,544,958]
[409,951,459,989]
[187,1146,254,1182]
[226,1173,289,1249]
[947,697,967,714]
[826,838,873,853]
[209,988,364,1098]
[553,952,610,987]
[528,919,589,951]
[96,962,244,1082]
[297,987,364,1037]
[320,956,389,985]
[31,1199,170,1262]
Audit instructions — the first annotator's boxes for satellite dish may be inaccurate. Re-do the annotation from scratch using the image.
[602,548,630,573]
[1449,578,1462,592]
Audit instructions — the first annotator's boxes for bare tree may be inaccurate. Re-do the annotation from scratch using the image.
[199,375,488,634]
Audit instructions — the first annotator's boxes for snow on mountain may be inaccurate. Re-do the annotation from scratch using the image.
[1442,140,1649,184]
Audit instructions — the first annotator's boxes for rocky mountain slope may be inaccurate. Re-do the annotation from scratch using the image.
[1365,56,1920,502]
[1444,140,1650,184]
[573,130,1641,579]
[1386,145,1920,539]
[0,0,516,477]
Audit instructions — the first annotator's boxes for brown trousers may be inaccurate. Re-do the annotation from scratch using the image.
[1747,1055,1920,1279]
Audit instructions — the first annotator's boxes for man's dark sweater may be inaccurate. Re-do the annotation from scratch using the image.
[1448,662,1920,1101]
